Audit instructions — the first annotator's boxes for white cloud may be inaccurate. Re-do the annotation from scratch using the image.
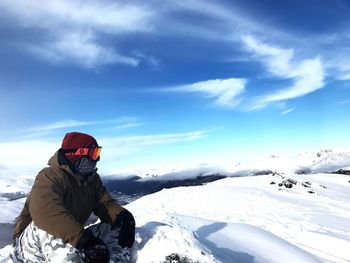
[261,58,324,101]
[0,140,59,177]
[0,129,209,177]
[99,130,210,171]
[0,0,153,68]
[0,0,153,33]
[29,31,139,68]
[113,122,143,130]
[281,108,295,115]
[326,57,350,80]
[242,36,325,110]
[168,1,274,40]
[242,36,295,78]
[25,118,140,133]
[26,120,100,132]
[103,130,208,147]
[174,2,347,86]
[157,0,299,54]
[0,0,292,69]
[337,69,350,80]
[132,51,161,70]
[163,78,247,108]
[313,32,350,81]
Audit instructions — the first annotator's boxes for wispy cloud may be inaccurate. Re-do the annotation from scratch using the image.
[26,120,103,132]
[162,78,247,108]
[242,35,325,110]
[104,130,208,146]
[166,0,281,41]
[311,31,350,81]
[242,35,294,78]
[25,118,140,132]
[100,129,211,169]
[29,31,139,68]
[132,51,161,70]
[326,56,350,80]
[163,1,345,104]
[340,99,350,104]
[0,129,210,177]
[281,108,295,115]
[0,0,153,68]
[0,0,153,32]
[0,0,294,69]
[113,122,143,130]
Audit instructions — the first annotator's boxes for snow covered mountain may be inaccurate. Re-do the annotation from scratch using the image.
[1,149,350,262]
[127,172,350,262]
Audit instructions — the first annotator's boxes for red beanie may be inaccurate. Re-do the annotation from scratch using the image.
[61,132,99,162]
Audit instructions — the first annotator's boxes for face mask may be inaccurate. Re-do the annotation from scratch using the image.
[73,157,97,181]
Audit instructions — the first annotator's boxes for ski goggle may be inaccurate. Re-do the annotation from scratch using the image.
[65,147,102,161]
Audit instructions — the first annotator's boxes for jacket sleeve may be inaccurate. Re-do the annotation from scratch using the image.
[12,198,32,240]
[93,175,124,224]
[28,168,84,247]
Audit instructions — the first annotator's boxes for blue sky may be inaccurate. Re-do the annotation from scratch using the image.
[0,0,350,175]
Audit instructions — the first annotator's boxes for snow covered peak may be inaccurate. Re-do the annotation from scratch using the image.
[106,148,350,180]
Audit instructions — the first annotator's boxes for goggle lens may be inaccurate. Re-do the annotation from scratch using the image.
[90,147,102,160]
[73,147,102,161]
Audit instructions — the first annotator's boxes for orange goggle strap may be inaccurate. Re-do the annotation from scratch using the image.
[63,147,102,161]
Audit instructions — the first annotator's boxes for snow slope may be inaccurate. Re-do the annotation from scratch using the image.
[1,149,350,262]
[127,173,350,263]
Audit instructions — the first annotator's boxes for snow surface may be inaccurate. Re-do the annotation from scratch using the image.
[1,149,350,262]
[0,176,33,226]
[128,173,350,263]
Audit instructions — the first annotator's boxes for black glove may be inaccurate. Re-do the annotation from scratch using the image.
[112,209,135,248]
[76,229,109,263]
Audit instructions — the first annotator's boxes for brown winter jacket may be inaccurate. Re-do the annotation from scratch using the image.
[12,151,124,247]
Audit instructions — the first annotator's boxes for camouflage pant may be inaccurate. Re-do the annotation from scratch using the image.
[10,221,131,263]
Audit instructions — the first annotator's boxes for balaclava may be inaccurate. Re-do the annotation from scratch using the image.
[61,132,100,182]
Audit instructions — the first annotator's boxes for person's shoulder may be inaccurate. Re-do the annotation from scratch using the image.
[38,165,65,176]
[88,173,104,190]
[36,166,67,183]
[91,172,102,183]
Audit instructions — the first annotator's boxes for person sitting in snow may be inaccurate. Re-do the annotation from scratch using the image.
[11,132,135,263]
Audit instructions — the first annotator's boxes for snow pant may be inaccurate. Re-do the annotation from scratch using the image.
[10,221,131,263]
